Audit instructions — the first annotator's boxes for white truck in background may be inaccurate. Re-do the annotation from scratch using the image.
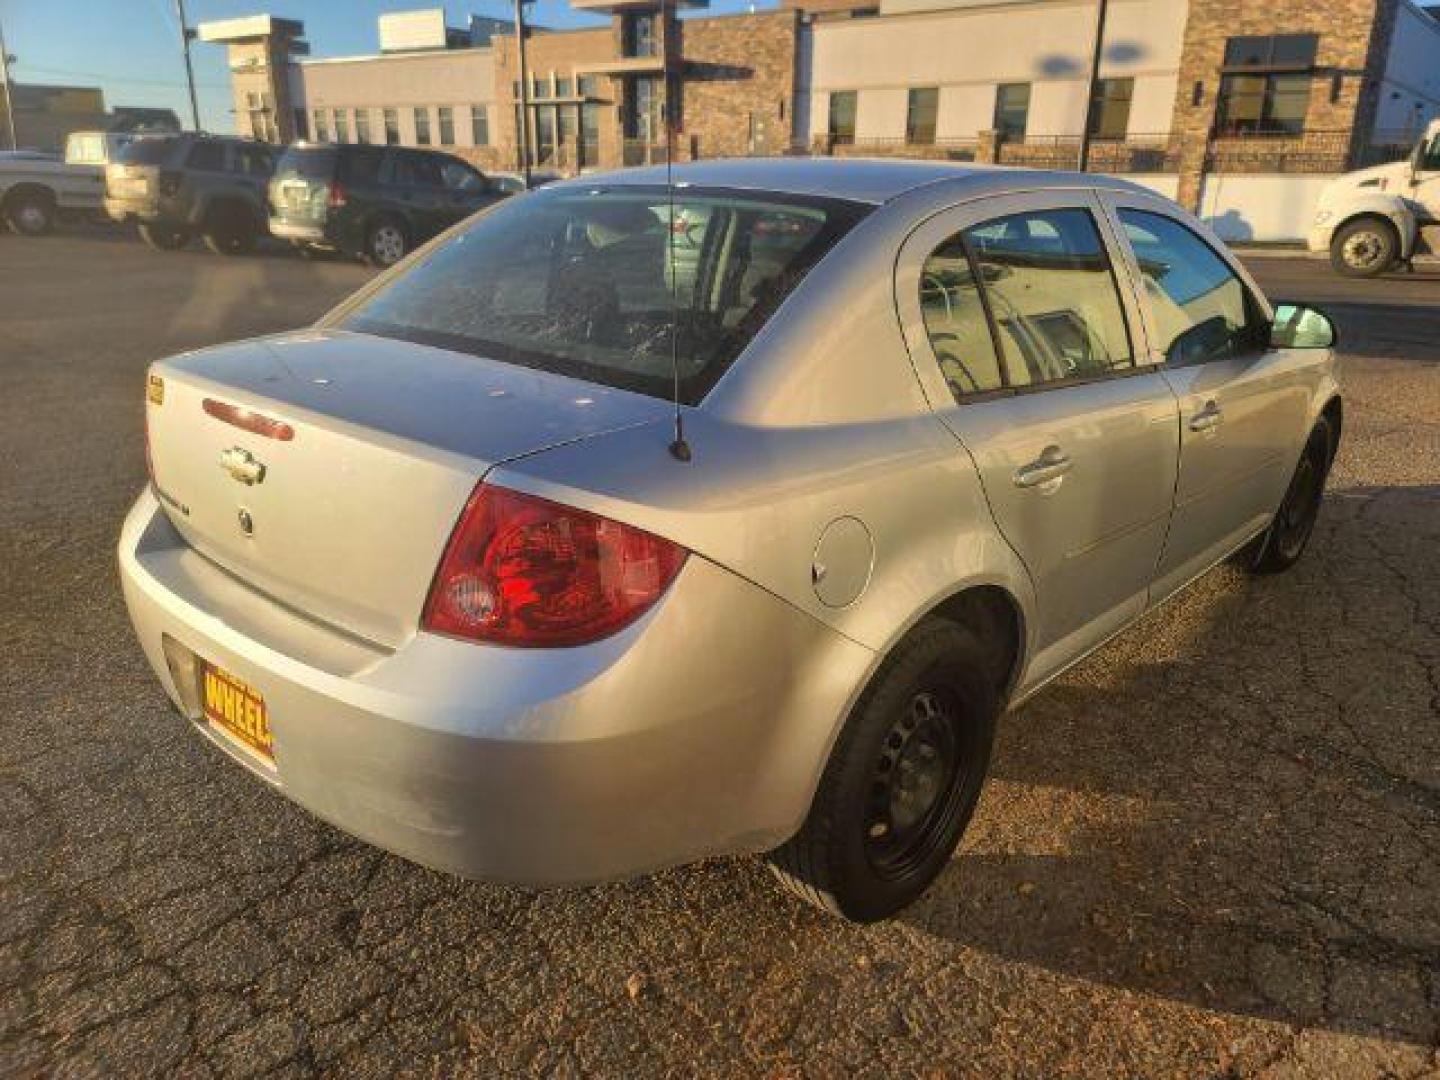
[0,131,131,236]
[1309,118,1440,276]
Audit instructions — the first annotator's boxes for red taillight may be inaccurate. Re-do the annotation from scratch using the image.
[328,180,347,209]
[422,484,687,647]
[202,398,295,441]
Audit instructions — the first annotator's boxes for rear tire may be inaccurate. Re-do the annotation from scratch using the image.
[1247,416,1334,574]
[364,217,408,268]
[1330,216,1397,278]
[201,206,259,256]
[768,620,998,922]
[4,189,56,236]
[137,221,190,250]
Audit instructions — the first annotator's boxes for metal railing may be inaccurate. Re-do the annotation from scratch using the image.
[995,133,1176,173]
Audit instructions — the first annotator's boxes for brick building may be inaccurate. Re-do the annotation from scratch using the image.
[201,0,1440,227]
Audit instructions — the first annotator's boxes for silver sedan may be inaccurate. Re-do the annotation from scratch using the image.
[120,159,1341,921]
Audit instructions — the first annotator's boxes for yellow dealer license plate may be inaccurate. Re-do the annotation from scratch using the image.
[200,662,274,763]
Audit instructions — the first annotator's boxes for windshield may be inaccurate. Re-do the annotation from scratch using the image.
[117,138,177,165]
[338,184,869,403]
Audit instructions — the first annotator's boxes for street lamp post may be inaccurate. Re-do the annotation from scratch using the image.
[513,0,534,186]
[174,0,202,132]
[1077,0,1110,173]
[0,18,18,151]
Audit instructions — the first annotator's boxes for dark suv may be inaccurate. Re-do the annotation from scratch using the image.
[105,134,275,254]
[268,144,507,266]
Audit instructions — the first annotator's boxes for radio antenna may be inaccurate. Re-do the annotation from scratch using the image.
[663,0,691,462]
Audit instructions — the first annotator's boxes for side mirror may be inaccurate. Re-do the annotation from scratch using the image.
[1270,303,1337,350]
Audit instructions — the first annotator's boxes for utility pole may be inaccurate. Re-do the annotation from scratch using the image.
[513,0,533,186]
[0,17,18,151]
[1077,0,1109,173]
[174,0,202,132]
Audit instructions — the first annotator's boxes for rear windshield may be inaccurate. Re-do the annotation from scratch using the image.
[117,138,177,165]
[338,185,869,403]
[275,147,338,181]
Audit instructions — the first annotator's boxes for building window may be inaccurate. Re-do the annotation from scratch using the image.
[556,76,574,99]
[312,108,328,142]
[293,107,308,140]
[581,103,600,166]
[994,83,1030,140]
[535,105,557,164]
[471,105,489,146]
[828,90,857,145]
[1216,73,1311,135]
[626,76,662,142]
[383,108,399,145]
[438,106,455,145]
[906,87,939,145]
[333,109,349,143]
[623,13,659,58]
[414,107,432,145]
[355,109,372,144]
[532,76,550,100]
[1223,34,1318,70]
[1087,77,1133,139]
[1216,34,1317,136]
[578,75,599,98]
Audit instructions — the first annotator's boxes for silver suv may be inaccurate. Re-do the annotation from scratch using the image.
[105,133,275,254]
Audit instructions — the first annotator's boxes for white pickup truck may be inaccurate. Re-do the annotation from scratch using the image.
[0,131,130,236]
[1309,118,1440,276]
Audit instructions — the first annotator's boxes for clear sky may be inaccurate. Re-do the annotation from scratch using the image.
[2,0,769,133]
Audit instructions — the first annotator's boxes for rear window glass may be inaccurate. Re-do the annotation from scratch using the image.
[275,147,337,181]
[338,185,869,403]
[118,138,177,165]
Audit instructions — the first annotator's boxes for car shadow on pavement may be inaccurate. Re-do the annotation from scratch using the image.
[900,483,1440,1047]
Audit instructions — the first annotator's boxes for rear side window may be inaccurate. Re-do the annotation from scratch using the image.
[118,137,177,165]
[921,207,1133,397]
[339,186,869,404]
[1118,209,1261,366]
[394,152,444,187]
[235,144,273,176]
[339,148,385,185]
[185,141,227,172]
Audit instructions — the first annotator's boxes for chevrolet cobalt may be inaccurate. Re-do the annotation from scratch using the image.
[120,159,1341,921]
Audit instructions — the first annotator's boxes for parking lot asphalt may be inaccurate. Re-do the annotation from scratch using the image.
[2,233,1437,1078]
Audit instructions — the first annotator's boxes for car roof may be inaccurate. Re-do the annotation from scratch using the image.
[552,157,1153,206]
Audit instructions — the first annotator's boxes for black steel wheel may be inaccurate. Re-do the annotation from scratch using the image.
[769,620,998,922]
[1249,415,1334,574]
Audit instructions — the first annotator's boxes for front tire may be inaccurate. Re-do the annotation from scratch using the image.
[364,217,408,268]
[768,621,998,922]
[1248,416,1334,574]
[1330,216,1397,278]
[5,190,56,236]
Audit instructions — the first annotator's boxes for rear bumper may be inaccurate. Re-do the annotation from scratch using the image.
[118,487,872,885]
[268,218,328,244]
[105,197,164,224]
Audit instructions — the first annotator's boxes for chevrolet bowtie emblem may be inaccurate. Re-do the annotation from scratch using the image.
[219,446,266,486]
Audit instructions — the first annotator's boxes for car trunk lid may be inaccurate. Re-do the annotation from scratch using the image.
[146,329,669,648]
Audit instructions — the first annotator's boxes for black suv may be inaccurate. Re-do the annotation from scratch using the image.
[105,133,275,254]
[268,144,507,266]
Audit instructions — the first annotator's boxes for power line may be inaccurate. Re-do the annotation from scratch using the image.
[15,63,228,91]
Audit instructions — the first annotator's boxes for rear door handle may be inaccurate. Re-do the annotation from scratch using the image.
[1189,401,1223,432]
[1014,445,1073,488]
